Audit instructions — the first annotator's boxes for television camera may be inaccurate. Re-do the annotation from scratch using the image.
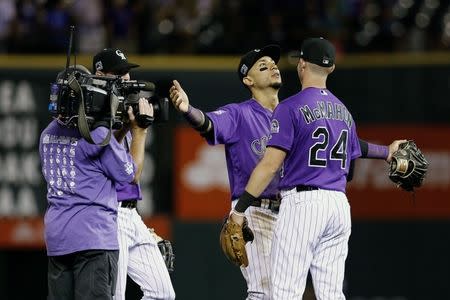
[48,27,168,145]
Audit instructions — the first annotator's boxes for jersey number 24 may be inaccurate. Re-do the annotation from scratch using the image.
[309,127,348,169]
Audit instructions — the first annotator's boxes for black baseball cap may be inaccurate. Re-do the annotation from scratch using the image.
[238,44,281,84]
[294,37,335,67]
[92,48,139,75]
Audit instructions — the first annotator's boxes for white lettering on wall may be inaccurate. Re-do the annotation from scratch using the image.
[0,80,40,217]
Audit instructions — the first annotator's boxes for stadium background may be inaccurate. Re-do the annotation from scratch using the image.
[0,1,450,299]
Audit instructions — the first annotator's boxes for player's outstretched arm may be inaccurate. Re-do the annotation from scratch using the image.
[359,138,407,163]
[169,80,212,133]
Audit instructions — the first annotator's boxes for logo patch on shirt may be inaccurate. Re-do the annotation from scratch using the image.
[270,119,280,133]
[212,109,226,115]
[124,162,134,175]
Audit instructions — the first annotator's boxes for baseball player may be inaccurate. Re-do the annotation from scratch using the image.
[229,37,371,299]
[170,45,282,299]
[93,49,175,300]
[170,44,404,299]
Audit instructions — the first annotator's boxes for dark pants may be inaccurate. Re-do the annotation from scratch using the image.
[47,250,119,300]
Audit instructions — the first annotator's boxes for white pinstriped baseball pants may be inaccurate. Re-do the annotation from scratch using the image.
[232,201,278,300]
[114,207,175,300]
[270,189,351,300]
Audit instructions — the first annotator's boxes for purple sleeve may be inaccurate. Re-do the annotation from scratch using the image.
[83,127,136,183]
[205,104,240,145]
[116,181,142,200]
[267,103,294,152]
[367,142,389,159]
[349,124,362,160]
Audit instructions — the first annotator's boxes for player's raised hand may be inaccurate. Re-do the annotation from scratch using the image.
[386,139,408,163]
[169,80,189,113]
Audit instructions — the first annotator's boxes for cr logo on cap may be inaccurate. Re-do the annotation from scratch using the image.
[116,50,126,60]
[240,64,248,75]
[95,61,103,71]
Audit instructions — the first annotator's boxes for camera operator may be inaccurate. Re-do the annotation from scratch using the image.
[93,48,175,300]
[39,64,152,300]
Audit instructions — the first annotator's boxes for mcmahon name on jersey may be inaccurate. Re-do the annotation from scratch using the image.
[299,101,353,129]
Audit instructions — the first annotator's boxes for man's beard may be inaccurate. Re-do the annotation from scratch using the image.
[270,82,283,90]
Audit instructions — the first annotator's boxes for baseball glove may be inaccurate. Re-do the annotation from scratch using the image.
[149,228,175,273]
[389,140,428,191]
[219,216,254,267]
[158,240,175,273]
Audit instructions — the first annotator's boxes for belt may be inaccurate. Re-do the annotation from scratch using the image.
[120,200,137,209]
[250,198,280,213]
[296,185,319,192]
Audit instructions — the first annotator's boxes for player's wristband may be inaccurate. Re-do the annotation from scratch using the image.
[234,191,257,213]
[183,105,206,130]
[196,115,211,133]
[359,139,389,159]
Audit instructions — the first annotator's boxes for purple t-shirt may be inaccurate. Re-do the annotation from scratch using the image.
[206,99,279,199]
[116,132,142,201]
[39,120,136,256]
[268,88,361,193]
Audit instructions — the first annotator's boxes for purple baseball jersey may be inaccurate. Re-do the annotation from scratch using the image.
[39,120,136,256]
[206,99,279,199]
[268,87,361,192]
[116,132,142,201]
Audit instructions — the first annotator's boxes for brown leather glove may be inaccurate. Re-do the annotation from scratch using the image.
[219,216,254,267]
